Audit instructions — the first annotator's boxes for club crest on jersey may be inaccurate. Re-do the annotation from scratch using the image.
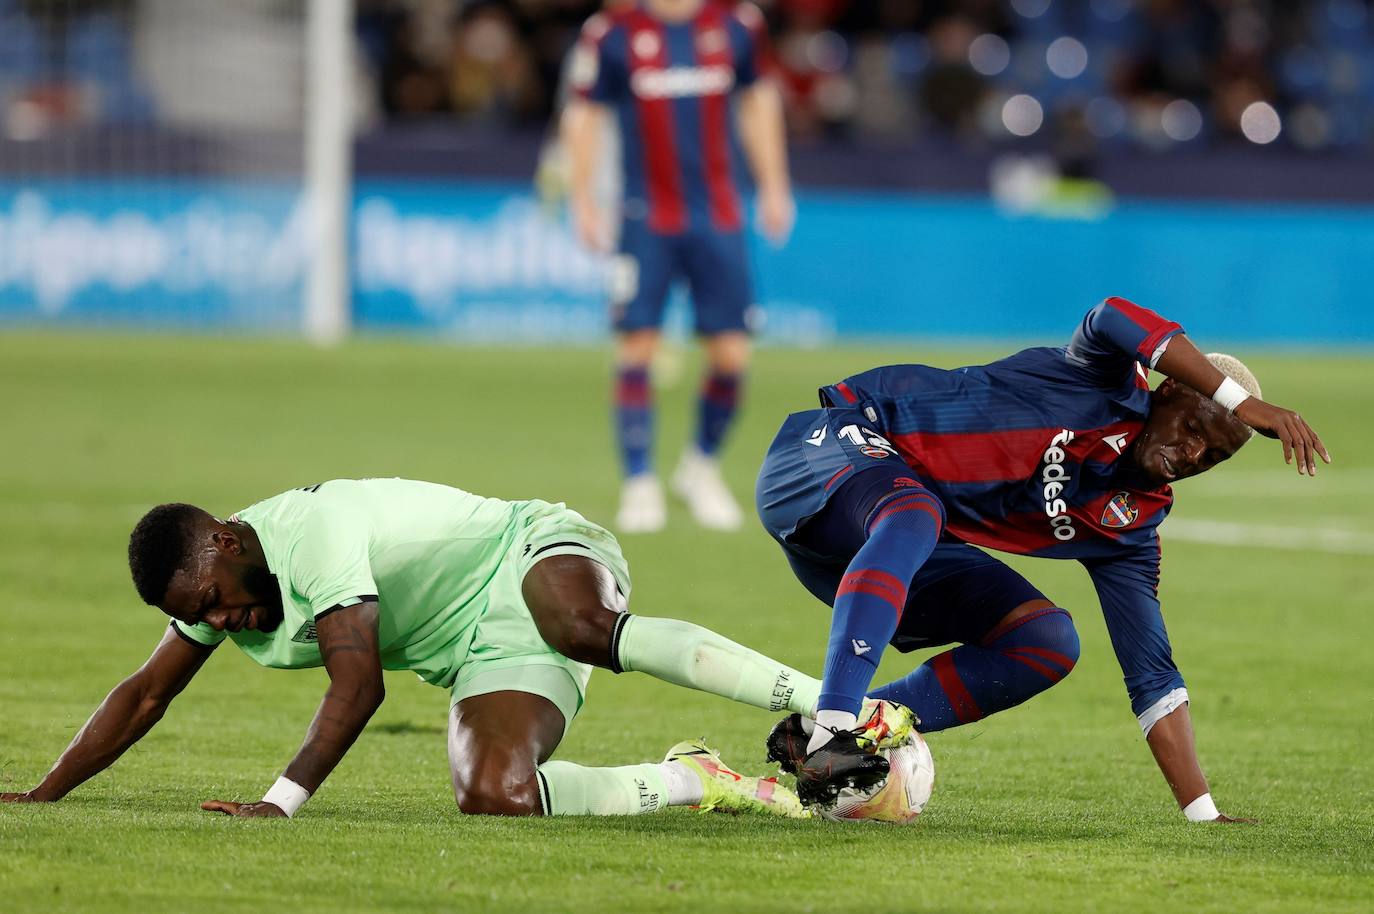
[861,446,890,459]
[292,621,318,644]
[1100,492,1139,529]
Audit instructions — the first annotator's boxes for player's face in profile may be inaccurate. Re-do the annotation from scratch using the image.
[160,535,284,634]
[1134,380,1251,487]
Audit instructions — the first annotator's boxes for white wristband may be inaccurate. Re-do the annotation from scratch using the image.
[1212,376,1250,412]
[262,776,310,817]
[1182,792,1220,822]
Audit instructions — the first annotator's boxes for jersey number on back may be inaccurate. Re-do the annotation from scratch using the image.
[838,425,897,456]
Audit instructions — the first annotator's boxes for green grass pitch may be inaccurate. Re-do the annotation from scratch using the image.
[1,332,1370,914]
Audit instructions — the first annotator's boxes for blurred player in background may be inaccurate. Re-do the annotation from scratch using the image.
[563,0,793,533]
[755,298,1330,817]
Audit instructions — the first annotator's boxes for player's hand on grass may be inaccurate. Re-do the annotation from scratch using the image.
[1,790,52,803]
[200,799,288,818]
[1212,812,1259,824]
[1233,398,1330,475]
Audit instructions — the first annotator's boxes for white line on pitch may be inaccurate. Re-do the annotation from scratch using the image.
[1160,518,1374,555]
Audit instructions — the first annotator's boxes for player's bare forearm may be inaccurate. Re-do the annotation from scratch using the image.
[280,681,383,795]
[1156,334,1329,473]
[562,99,605,207]
[3,628,211,802]
[1145,704,1255,823]
[1144,704,1209,809]
[28,677,164,801]
[281,603,385,794]
[562,98,611,250]
[737,81,794,244]
[1153,334,1228,401]
[738,81,790,194]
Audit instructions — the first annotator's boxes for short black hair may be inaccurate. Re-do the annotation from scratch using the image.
[128,503,210,606]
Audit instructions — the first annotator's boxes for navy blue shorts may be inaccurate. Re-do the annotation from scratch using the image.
[755,407,909,542]
[610,218,753,336]
[755,407,1046,650]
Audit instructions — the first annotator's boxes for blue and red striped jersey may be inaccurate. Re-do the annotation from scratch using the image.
[821,298,1189,721]
[569,1,769,234]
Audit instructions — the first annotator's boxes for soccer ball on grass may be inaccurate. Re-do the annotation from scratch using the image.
[817,730,935,824]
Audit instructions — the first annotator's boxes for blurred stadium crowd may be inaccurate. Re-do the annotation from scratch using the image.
[4,0,1372,154]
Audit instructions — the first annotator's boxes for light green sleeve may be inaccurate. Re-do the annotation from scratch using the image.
[172,620,227,647]
[285,504,379,617]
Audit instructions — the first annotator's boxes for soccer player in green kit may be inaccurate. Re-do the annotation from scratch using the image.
[1,478,912,819]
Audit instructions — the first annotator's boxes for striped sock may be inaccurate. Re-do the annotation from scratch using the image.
[614,366,653,477]
[614,614,822,716]
[869,607,1080,732]
[814,488,944,738]
[537,761,670,816]
[696,371,742,456]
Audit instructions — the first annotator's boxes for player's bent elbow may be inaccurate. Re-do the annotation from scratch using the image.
[134,694,171,727]
[333,680,386,715]
[360,683,386,714]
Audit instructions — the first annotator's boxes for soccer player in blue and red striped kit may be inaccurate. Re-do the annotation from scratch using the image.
[564,0,793,533]
[756,298,1330,819]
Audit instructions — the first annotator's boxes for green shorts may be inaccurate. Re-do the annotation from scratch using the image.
[448,503,632,734]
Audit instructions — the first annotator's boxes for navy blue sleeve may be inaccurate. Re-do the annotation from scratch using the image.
[1081,543,1186,726]
[729,3,771,88]
[1065,297,1184,389]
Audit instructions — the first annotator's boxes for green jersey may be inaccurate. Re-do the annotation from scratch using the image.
[173,478,561,687]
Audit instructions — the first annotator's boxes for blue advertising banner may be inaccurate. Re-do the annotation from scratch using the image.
[0,180,305,330]
[782,193,1374,345]
[2,178,1372,345]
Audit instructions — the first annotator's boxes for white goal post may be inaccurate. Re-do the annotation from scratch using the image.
[0,0,355,342]
[304,0,352,346]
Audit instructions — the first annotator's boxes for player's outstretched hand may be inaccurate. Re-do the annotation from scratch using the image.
[1233,398,1331,475]
[201,799,288,818]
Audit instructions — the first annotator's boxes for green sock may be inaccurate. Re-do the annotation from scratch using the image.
[614,615,821,717]
[537,761,669,816]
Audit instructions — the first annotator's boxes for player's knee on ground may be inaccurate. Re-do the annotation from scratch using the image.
[452,766,543,816]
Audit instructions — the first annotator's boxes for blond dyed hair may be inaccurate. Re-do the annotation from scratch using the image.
[1206,352,1261,437]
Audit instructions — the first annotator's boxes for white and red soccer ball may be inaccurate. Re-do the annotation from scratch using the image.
[817,730,936,825]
